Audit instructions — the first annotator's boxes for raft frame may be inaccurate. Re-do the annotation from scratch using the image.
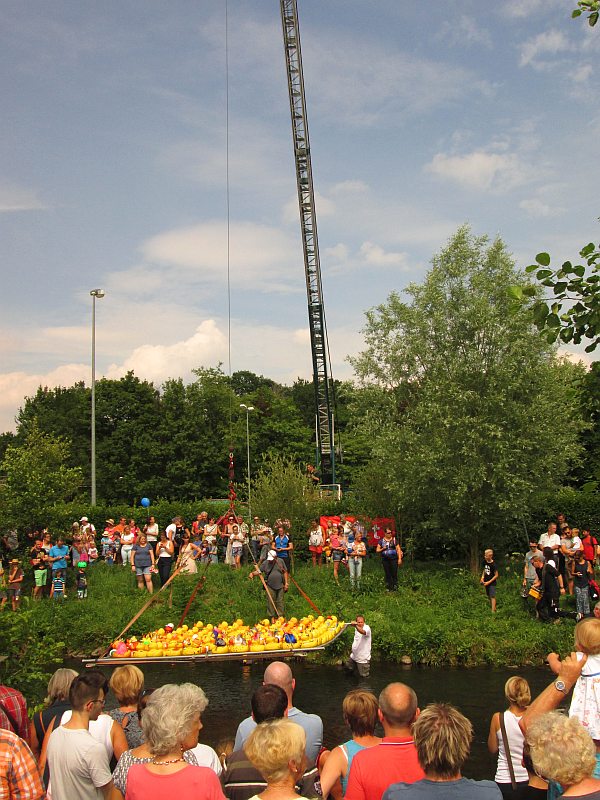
[83,624,348,668]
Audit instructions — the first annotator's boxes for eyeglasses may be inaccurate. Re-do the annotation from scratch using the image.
[89,696,106,708]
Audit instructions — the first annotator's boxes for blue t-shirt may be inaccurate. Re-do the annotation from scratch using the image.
[49,544,69,570]
[383,778,502,800]
[275,534,290,556]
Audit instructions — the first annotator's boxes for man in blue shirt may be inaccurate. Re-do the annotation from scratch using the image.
[48,537,69,577]
[233,661,323,762]
[274,526,292,569]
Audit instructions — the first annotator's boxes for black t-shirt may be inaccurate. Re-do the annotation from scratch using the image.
[483,561,497,584]
[573,561,590,589]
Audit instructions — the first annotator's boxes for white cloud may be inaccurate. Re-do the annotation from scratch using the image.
[425,150,532,192]
[572,64,593,83]
[0,183,46,212]
[359,241,408,267]
[519,30,571,69]
[501,0,562,19]
[437,16,492,48]
[0,364,89,432]
[519,197,565,219]
[141,220,304,292]
[106,320,226,383]
[324,243,349,263]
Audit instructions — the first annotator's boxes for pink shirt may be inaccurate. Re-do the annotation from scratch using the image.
[125,764,226,800]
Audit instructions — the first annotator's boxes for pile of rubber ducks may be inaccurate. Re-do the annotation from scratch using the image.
[109,615,345,659]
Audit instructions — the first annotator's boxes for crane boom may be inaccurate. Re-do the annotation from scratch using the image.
[280,0,336,485]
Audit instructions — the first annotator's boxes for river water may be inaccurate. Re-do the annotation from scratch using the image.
[93,657,553,781]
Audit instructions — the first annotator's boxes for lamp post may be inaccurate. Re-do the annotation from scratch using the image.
[90,289,105,505]
[240,404,254,522]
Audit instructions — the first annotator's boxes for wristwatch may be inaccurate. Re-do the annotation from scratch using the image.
[554,679,568,695]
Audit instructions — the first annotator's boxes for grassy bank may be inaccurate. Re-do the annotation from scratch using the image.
[2,556,577,706]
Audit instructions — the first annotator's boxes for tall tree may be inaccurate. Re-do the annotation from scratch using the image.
[0,423,83,528]
[351,226,585,570]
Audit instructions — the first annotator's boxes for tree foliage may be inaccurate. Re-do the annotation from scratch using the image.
[573,0,599,26]
[0,423,83,528]
[508,242,600,352]
[351,226,585,570]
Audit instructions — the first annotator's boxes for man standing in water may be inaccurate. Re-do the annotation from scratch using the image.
[345,616,372,677]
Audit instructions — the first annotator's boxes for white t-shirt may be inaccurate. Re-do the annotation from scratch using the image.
[60,711,114,760]
[571,536,583,553]
[539,532,561,551]
[351,624,372,664]
[188,743,222,776]
[47,726,112,800]
[166,523,177,541]
[145,523,159,542]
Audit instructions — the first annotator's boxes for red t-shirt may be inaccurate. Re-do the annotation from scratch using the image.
[345,737,425,800]
[125,763,225,800]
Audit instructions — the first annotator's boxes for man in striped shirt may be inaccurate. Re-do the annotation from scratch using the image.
[345,683,424,800]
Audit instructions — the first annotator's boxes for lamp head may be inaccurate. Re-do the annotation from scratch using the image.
[90,289,105,298]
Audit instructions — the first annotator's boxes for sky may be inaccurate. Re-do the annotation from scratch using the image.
[1,0,599,433]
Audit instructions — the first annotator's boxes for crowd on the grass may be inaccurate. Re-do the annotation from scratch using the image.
[0,512,405,610]
[4,616,600,800]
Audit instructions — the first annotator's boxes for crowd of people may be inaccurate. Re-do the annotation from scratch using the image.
[0,512,405,610]
[3,616,600,800]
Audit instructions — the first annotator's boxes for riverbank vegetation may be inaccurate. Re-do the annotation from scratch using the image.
[2,557,578,708]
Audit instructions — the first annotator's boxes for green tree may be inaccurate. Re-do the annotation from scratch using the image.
[0,423,83,529]
[351,226,585,571]
[252,454,321,545]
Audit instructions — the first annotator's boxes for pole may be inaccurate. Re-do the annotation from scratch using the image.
[91,295,97,506]
[246,408,251,522]
[90,289,104,506]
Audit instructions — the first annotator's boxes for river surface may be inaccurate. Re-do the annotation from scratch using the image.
[90,657,553,781]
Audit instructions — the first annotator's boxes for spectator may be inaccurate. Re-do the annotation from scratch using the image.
[539,523,560,559]
[108,667,146,749]
[480,549,499,613]
[573,550,594,619]
[318,690,381,800]
[224,684,317,800]
[526,712,600,797]
[522,541,543,594]
[233,662,323,762]
[0,685,29,742]
[111,688,217,797]
[48,536,69,579]
[329,528,345,585]
[488,677,531,800]
[382,703,501,800]
[7,560,24,611]
[111,683,225,800]
[155,531,175,586]
[120,526,135,568]
[131,534,155,593]
[345,683,424,800]
[308,520,325,568]
[244,719,307,800]
[143,516,159,545]
[29,668,77,760]
[46,670,113,799]
[0,728,45,800]
[376,529,402,592]
[349,532,367,590]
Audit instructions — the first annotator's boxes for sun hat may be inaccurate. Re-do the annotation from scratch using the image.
[267,549,277,561]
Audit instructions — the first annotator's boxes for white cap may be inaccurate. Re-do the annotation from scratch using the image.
[267,549,277,561]
[80,517,88,523]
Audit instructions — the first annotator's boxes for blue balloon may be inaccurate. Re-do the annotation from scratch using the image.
[141,497,151,508]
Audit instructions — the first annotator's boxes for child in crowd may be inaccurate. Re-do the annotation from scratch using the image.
[87,541,98,565]
[51,570,65,600]
[76,562,88,599]
[101,530,112,558]
[480,548,498,613]
[548,618,600,743]
[8,559,24,611]
[33,554,48,600]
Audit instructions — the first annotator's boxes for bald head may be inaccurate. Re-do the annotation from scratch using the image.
[379,683,418,732]
[263,661,294,702]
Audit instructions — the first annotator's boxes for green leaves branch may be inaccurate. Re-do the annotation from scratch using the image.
[509,242,600,352]
[572,1,599,26]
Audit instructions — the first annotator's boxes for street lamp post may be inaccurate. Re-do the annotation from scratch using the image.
[90,289,105,505]
[240,404,254,523]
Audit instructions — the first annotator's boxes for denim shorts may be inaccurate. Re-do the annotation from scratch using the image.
[135,565,152,576]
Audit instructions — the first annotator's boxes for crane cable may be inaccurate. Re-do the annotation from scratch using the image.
[225,0,233,434]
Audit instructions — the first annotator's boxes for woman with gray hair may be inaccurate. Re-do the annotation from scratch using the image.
[29,667,78,759]
[110,683,224,800]
[526,711,600,798]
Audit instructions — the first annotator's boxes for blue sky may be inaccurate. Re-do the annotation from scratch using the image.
[1,0,599,432]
